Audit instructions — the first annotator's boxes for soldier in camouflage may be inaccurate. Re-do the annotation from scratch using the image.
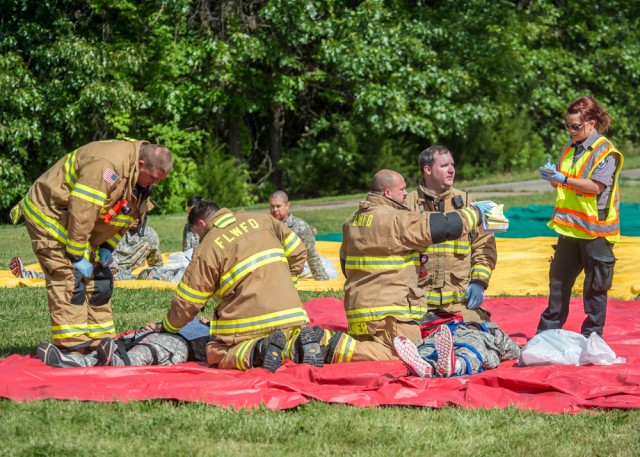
[269,190,330,281]
[182,195,202,252]
[110,221,164,280]
[36,317,209,368]
[11,220,164,281]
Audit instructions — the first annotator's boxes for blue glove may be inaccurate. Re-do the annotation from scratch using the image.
[472,201,494,215]
[465,283,485,309]
[73,258,94,278]
[539,163,565,184]
[99,247,113,268]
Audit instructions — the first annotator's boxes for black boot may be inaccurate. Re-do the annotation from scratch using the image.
[96,338,116,366]
[36,342,83,368]
[297,326,324,367]
[251,330,286,373]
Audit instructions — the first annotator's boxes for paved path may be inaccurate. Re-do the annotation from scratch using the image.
[291,168,640,212]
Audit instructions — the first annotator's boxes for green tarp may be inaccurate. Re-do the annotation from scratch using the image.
[317,203,640,241]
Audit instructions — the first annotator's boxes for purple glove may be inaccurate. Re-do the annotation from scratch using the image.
[465,283,485,309]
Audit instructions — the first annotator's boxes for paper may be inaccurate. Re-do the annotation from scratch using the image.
[479,202,509,233]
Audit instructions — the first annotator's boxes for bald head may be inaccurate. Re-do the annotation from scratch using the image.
[269,190,289,203]
[269,190,291,222]
[371,169,407,205]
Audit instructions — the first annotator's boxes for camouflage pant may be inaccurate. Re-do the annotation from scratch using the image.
[416,322,521,375]
[111,227,163,280]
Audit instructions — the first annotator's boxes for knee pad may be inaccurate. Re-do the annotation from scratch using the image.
[89,265,114,306]
[71,270,87,305]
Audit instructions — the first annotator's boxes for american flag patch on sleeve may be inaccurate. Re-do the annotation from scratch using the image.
[103,168,119,186]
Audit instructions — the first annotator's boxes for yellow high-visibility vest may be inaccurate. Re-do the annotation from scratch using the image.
[548,135,624,243]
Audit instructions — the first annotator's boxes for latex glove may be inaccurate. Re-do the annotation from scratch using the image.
[73,258,94,278]
[99,247,113,268]
[470,201,496,223]
[539,163,565,184]
[465,283,485,309]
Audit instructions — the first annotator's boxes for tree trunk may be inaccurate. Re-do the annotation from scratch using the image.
[269,103,285,188]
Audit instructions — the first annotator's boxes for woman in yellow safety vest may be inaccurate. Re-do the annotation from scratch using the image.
[536,95,623,337]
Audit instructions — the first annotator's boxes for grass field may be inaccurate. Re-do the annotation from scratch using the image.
[2,180,640,455]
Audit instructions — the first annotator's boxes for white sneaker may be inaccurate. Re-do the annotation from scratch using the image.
[434,325,456,378]
[393,336,433,378]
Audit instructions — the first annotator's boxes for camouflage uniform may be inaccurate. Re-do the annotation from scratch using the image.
[416,321,521,375]
[45,318,209,367]
[283,214,329,281]
[110,226,164,280]
[182,222,200,252]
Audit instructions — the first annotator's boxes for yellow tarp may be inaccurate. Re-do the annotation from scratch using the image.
[3,239,639,299]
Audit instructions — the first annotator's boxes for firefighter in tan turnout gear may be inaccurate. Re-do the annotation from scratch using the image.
[406,145,498,322]
[17,139,172,352]
[158,199,357,372]
[339,169,496,362]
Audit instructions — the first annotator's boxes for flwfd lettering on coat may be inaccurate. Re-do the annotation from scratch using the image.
[350,213,374,227]
[214,219,260,249]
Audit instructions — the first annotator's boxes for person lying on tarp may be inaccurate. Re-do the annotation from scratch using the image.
[393,311,521,378]
[10,218,164,281]
[37,317,210,368]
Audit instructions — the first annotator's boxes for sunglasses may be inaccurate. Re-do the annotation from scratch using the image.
[563,120,588,132]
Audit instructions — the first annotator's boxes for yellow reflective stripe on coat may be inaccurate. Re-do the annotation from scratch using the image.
[344,253,419,270]
[21,195,68,244]
[215,248,288,299]
[87,321,115,338]
[210,307,309,335]
[105,233,123,249]
[426,289,467,306]
[162,315,181,334]
[471,264,492,281]
[460,207,479,228]
[108,214,135,228]
[345,304,427,323]
[176,281,213,305]
[282,232,302,257]
[423,240,471,256]
[235,338,256,370]
[66,238,88,257]
[214,212,236,228]
[70,183,107,206]
[64,149,79,187]
[51,323,89,340]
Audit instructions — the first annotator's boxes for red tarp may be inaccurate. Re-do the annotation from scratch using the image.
[2,297,640,413]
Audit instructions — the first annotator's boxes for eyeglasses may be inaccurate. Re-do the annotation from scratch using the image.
[563,120,587,132]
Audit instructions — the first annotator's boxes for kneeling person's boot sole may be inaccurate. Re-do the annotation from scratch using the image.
[262,330,286,373]
[298,326,324,367]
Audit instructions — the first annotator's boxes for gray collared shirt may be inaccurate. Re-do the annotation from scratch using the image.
[572,130,617,209]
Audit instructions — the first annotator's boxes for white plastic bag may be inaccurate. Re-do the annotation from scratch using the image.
[579,332,626,366]
[518,329,586,366]
[518,329,625,367]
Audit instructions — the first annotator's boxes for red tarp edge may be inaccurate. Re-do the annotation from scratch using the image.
[1,297,639,413]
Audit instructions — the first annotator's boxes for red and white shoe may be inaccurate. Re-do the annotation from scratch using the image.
[434,324,456,378]
[393,335,433,378]
[10,256,25,278]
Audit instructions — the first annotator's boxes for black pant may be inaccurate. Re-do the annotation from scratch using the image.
[536,235,616,337]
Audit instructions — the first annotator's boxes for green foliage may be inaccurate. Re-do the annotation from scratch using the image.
[1,0,640,213]
[198,140,256,208]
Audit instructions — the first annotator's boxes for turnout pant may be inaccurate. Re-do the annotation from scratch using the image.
[537,235,615,337]
[25,221,115,351]
[345,317,421,362]
[206,325,358,370]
